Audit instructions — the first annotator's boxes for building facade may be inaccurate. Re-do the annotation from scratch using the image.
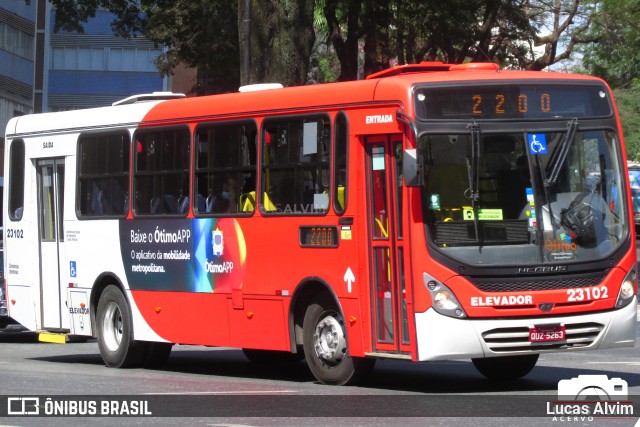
[0,1,201,174]
[0,1,34,133]
[0,1,182,131]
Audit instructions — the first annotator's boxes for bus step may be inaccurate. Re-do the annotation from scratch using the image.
[38,332,67,344]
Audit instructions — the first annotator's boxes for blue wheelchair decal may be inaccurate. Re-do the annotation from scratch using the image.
[528,133,547,155]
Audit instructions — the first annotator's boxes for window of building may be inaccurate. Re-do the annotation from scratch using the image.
[134,128,190,215]
[194,122,257,215]
[0,23,34,60]
[77,132,130,217]
[108,48,160,72]
[51,47,159,72]
[8,139,25,221]
[334,112,348,214]
[262,116,330,215]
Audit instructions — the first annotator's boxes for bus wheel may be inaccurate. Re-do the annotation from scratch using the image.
[472,354,539,380]
[96,285,145,368]
[242,348,304,363]
[302,296,375,385]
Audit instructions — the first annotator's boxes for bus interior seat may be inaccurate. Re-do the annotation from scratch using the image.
[179,195,189,213]
[241,191,277,212]
[90,182,103,215]
[150,197,161,214]
[163,195,179,213]
[241,192,256,212]
[206,194,216,212]
[262,192,277,211]
[197,194,206,213]
[337,185,345,210]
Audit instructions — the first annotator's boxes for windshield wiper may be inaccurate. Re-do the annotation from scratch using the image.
[546,118,579,188]
[466,121,481,242]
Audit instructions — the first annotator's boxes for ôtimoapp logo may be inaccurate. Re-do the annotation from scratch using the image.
[546,375,635,422]
[212,228,224,257]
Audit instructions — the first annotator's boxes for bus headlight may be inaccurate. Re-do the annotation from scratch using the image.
[423,273,467,318]
[616,266,637,308]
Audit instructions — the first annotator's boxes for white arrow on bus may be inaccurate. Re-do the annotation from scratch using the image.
[344,267,355,293]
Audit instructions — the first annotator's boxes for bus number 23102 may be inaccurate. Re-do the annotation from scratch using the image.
[6,229,24,238]
[567,286,608,302]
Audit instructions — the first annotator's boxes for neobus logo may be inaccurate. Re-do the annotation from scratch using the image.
[517,266,568,274]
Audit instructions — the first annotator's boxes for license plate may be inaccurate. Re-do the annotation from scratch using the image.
[529,325,566,342]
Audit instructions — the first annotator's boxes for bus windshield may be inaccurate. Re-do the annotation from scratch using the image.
[420,127,628,266]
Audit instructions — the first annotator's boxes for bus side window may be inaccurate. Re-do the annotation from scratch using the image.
[8,139,25,221]
[194,122,257,216]
[262,116,330,215]
[334,112,348,214]
[78,132,130,218]
[133,128,190,216]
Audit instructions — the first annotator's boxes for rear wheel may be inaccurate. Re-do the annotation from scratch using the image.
[472,354,539,380]
[302,296,375,385]
[96,285,146,368]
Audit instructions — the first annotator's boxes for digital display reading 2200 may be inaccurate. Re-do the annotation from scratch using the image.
[415,83,612,120]
[299,226,339,248]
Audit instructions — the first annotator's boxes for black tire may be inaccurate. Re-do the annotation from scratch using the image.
[302,296,375,385]
[472,354,539,380]
[242,348,304,363]
[96,285,146,368]
[143,342,173,368]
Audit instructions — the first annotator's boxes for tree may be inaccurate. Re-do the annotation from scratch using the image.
[509,0,599,70]
[582,0,640,88]
[237,0,315,87]
[317,0,600,80]
[40,0,314,93]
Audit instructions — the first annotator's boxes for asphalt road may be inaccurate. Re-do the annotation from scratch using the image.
[0,319,638,427]
[0,240,637,426]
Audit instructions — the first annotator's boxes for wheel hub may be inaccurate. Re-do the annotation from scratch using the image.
[102,302,123,352]
[313,314,346,366]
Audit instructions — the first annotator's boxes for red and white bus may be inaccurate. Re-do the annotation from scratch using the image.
[2,62,637,385]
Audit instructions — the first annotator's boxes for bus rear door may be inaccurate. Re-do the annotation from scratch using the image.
[36,158,68,331]
[365,135,411,355]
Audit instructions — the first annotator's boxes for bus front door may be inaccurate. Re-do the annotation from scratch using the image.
[37,158,67,331]
[366,135,411,355]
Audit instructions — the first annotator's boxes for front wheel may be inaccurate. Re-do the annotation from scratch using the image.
[96,285,146,368]
[302,296,375,385]
[472,354,539,380]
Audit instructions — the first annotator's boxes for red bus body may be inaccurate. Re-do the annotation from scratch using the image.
[3,62,636,384]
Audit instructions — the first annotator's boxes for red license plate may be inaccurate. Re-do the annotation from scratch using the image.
[529,325,566,342]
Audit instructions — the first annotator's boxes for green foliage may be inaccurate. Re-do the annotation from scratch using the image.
[582,0,640,89]
[142,0,239,92]
[37,0,627,89]
[613,88,640,161]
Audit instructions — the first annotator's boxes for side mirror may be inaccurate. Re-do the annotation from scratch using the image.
[403,148,423,187]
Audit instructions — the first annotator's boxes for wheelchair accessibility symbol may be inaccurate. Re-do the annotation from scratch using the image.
[70,261,77,278]
[528,133,547,154]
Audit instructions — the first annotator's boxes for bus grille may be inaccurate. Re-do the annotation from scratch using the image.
[481,322,604,353]
[470,271,607,292]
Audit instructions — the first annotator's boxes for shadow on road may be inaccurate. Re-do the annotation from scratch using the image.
[25,345,640,394]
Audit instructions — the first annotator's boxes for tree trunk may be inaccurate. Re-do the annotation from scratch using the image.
[239,0,315,87]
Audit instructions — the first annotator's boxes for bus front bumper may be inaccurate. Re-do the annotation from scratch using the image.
[414,296,637,361]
